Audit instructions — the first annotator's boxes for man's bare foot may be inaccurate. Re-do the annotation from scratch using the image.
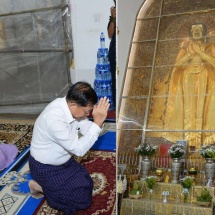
[28,180,44,199]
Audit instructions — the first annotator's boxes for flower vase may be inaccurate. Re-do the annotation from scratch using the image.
[171,158,181,184]
[205,158,215,180]
[149,189,153,200]
[183,188,189,203]
[140,156,151,179]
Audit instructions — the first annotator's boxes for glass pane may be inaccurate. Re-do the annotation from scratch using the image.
[0,52,69,105]
[0,15,35,49]
[133,18,159,41]
[144,131,214,152]
[122,67,151,97]
[147,97,167,130]
[128,41,155,67]
[151,66,172,96]
[118,129,143,152]
[118,0,215,173]
[162,0,215,16]
[0,0,66,14]
[0,2,72,109]
[137,0,162,19]
[33,10,68,49]
[118,97,147,130]
[159,12,215,40]
[0,9,71,50]
[155,40,181,66]
[147,93,215,130]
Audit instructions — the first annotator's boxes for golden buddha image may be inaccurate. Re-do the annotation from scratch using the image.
[165,23,215,148]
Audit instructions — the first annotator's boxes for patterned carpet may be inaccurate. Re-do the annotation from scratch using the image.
[0,120,34,176]
[0,120,116,215]
[0,151,116,215]
[0,160,35,214]
[34,151,116,215]
[0,120,34,153]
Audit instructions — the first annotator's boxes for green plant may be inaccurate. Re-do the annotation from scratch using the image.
[180,176,194,189]
[145,176,157,190]
[197,187,213,202]
[129,181,142,195]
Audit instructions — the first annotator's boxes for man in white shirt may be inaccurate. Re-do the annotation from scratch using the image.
[28,81,110,215]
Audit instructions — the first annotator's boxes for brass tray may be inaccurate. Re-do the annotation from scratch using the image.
[129,194,142,199]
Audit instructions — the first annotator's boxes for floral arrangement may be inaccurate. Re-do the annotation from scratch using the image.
[145,176,157,190]
[198,145,215,159]
[180,176,194,203]
[134,144,158,157]
[180,176,194,190]
[168,144,186,159]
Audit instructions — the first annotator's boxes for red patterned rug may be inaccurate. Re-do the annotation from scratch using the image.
[33,150,116,215]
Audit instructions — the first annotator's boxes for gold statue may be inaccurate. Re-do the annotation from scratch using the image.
[165,23,215,148]
[164,175,169,183]
[155,169,163,182]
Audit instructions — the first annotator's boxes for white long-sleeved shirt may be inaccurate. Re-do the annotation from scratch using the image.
[30,97,101,165]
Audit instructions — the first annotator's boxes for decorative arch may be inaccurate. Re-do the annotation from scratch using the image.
[118,0,215,156]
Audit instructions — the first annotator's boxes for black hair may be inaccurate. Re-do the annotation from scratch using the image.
[66,82,98,107]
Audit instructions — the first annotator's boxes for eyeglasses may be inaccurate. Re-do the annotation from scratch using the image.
[80,106,93,115]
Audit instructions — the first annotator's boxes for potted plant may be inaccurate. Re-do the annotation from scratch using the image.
[168,144,186,183]
[196,187,213,207]
[134,144,158,179]
[145,176,157,199]
[198,145,215,180]
[129,181,143,199]
[198,145,215,159]
[168,144,186,159]
[180,176,194,203]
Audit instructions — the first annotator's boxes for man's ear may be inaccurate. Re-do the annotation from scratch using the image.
[68,102,76,108]
[70,102,76,106]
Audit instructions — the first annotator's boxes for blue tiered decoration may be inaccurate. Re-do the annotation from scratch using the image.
[94,32,114,109]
